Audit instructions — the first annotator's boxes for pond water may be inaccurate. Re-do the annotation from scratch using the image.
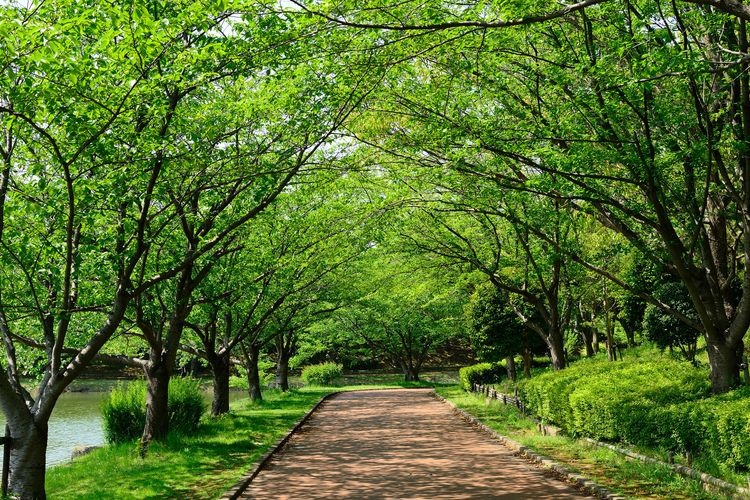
[0,389,248,469]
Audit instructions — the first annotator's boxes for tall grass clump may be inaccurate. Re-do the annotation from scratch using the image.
[167,377,206,434]
[102,381,146,443]
[301,362,343,386]
[102,378,206,443]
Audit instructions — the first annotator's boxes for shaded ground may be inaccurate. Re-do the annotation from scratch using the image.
[239,389,588,499]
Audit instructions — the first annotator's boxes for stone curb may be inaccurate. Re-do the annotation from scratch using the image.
[433,391,625,500]
[219,391,342,500]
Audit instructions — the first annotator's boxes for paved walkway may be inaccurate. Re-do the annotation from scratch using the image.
[238,389,588,499]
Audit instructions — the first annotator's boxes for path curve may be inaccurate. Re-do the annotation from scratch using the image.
[238,389,589,499]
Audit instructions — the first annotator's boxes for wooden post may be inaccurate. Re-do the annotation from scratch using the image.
[685,451,693,466]
[2,424,10,497]
[668,451,674,464]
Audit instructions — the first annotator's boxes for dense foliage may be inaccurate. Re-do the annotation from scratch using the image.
[643,282,701,363]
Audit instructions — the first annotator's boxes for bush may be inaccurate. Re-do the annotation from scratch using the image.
[102,378,207,443]
[515,349,750,471]
[300,362,343,386]
[167,377,206,434]
[692,387,750,470]
[459,362,505,391]
[102,381,146,444]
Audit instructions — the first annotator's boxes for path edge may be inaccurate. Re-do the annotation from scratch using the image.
[433,391,625,500]
[219,391,342,500]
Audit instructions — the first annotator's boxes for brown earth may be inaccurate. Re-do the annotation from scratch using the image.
[238,389,589,499]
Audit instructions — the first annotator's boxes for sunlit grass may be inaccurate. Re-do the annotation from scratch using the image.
[437,386,725,500]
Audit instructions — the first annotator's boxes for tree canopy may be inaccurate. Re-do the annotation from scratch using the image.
[2,0,750,496]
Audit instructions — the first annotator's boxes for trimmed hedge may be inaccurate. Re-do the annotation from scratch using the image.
[300,362,343,386]
[459,362,505,391]
[517,351,750,472]
[102,377,206,443]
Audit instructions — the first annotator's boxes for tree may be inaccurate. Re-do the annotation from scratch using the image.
[618,255,660,347]
[182,166,379,408]
[321,0,750,392]
[0,1,242,494]
[644,282,701,364]
[395,190,577,370]
[330,246,467,381]
[105,4,381,441]
[469,285,547,379]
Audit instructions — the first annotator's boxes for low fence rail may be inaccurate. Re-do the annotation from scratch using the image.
[472,383,527,415]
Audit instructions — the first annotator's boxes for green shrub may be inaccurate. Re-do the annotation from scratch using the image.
[564,359,708,442]
[168,377,206,434]
[514,349,750,471]
[102,381,147,444]
[696,387,750,470]
[300,362,343,386]
[102,378,207,443]
[518,351,710,438]
[520,355,621,430]
[458,362,505,391]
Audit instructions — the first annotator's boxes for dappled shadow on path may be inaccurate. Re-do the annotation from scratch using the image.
[239,389,587,499]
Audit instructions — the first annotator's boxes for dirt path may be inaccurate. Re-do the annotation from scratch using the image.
[238,389,589,499]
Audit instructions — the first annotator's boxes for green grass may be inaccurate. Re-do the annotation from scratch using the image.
[45,383,436,499]
[437,386,728,500]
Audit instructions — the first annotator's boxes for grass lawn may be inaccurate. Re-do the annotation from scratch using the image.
[437,386,727,500]
[45,382,435,499]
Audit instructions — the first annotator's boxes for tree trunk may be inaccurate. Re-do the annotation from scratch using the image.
[606,334,616,362]
[522,348,532,378]
[246,342,263,402]
[7,417,48,499]
[604,297,616,362]
[141,360,170,450]
[707,339,742,393]
[623,324,636,348]
[403,366,420,382]
[592,328,600,353]
[208,354,230,417]
[505,355,517,382]
[548,327,566,370]
[275,355,289,392]
[580,326,595,357]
